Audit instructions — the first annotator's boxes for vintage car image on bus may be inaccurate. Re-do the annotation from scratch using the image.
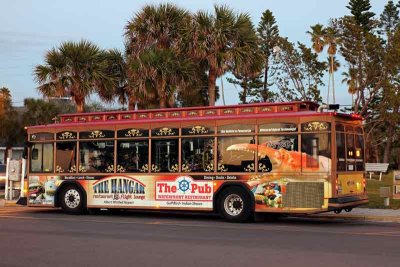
[25,101,368,222]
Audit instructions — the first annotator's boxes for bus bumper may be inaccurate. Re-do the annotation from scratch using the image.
[328,195,368,210]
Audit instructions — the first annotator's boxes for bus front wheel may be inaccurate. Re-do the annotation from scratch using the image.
[218,187,252,223]
[60,185,86,215]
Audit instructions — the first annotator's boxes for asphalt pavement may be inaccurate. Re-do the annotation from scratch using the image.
[0,206,399,267]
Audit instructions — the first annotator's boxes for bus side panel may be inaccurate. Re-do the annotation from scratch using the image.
[337,173,364,195]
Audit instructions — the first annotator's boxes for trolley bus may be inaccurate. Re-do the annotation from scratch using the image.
[25,101,367,222]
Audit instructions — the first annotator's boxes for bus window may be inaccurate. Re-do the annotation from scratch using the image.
[258,135,298,172]
[117,140,149,173]
[336,132,346,171]
[217,136,255,172]
[0,149,5,173]
[30,143,53,173]
[56,142,76,173]
[181,138,214,172]
[301,133,331,172]
[151,139,178,172]
[79,141,114,173]
[335,124,345,132]
[346,134,355,171]
[355,134,364,171]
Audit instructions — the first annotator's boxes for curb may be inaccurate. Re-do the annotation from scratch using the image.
[0,200,18,207]
[307,214,400,223]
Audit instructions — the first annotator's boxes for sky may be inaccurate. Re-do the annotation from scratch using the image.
[0,0,385,108]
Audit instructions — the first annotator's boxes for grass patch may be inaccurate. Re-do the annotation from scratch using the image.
[365,172,400,209]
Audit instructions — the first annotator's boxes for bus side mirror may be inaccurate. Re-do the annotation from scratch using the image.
[32,148,39,160]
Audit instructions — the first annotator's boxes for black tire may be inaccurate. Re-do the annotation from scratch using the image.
[218,187,253,223]
[59,184,86,215]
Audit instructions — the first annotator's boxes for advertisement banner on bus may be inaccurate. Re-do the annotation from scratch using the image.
[87,176,148,207]
[84,175,214,209]
[28,175,62,205]
[155,176,213,208]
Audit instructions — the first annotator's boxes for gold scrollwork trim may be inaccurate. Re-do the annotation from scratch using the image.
[258,163,269,172]
[205,163,214,172]
[69,165,77,173]
[125,129,143,137]
[303,122,329,131]
[170,164,179,172]
[244,163,255,172]
[217,162,228,172]
[181,164,191,173]
[56,165,64,173]
[78,165,87,173]
[105,165,114,173]
[89,130,106,138]
[116,165,126,173]
[188,126,208,135]
[58,132,76,140]
[155,127,175,136]
[139,164,149,173]
[151,164,160,173]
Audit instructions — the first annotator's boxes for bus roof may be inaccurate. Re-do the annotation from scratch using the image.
[26,101,362,130]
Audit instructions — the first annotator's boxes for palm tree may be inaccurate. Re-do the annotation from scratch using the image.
[124,4,192,109]
[191,5,258,106]
[307,25,339,104]
[307,24,326,53]
[34,40,120,113]
[129,47,195,108]
[342,69,358,105]
[324,27,339,104]
[327,56,340,105]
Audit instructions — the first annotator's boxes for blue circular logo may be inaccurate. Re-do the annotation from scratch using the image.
[178,179,190,193]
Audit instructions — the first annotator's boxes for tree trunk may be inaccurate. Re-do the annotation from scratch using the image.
[383,125,394,163]
[330,55,336,104]
[208,66,217,106]
[160,97,167,108]
[263,59,269,102]
[327,71,331,105]
[157,78,167,109]
[242,78,248,104]
[128,95,136,110]
[75,96,85,113]
[383,101,399,163]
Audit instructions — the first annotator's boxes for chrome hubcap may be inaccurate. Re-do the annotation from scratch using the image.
[64,189,81,209]
[224,194,244,216]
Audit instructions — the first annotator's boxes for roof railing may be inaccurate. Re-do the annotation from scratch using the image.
[57,101,319,124]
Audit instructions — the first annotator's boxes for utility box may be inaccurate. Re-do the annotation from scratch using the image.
[393,171,400,199]
[8,160,22,182]
[379,187,391,198]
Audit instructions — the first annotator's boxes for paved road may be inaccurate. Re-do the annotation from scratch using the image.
[0,206,399,267]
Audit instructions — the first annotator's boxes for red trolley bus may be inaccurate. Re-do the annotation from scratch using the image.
[25,101,367,222]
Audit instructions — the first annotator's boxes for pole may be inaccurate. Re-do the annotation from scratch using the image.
[4,158,9,200]
[21,159,26,198]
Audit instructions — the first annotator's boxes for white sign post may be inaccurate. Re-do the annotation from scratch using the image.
[4,158,10,200]
[20,158,26,198]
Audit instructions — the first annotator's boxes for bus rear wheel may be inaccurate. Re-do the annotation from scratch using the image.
[218,187,252,223]
[60,185,85,215]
